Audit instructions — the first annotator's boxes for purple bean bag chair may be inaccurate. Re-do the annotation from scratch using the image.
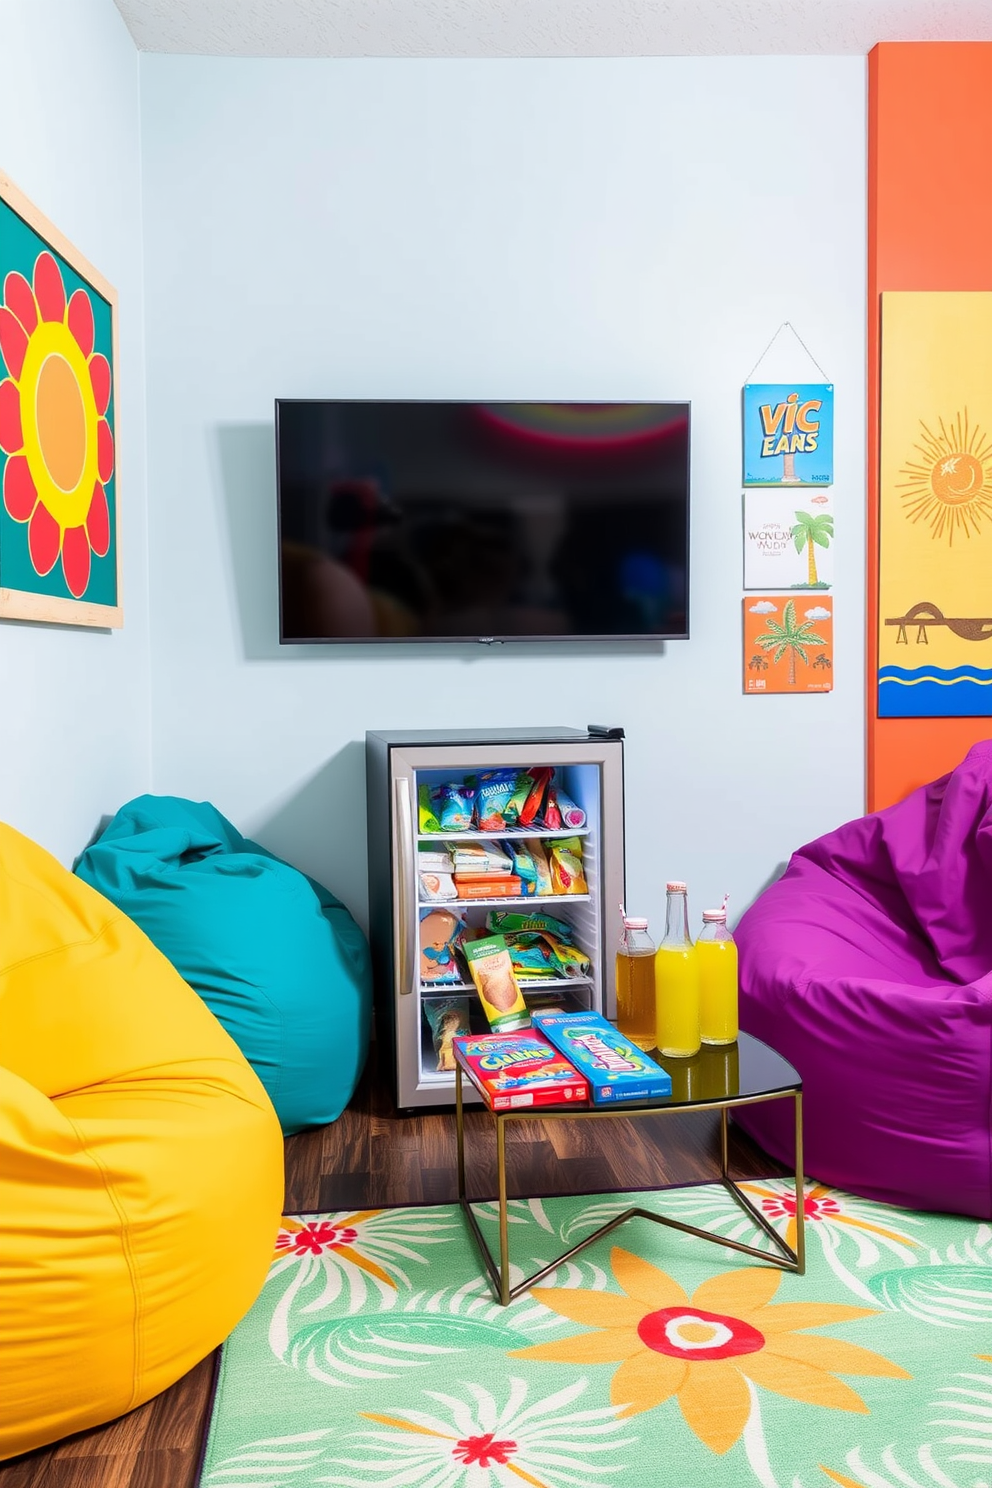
[735,740,992,1218]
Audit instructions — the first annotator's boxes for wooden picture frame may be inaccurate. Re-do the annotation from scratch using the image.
[0,169,121,627]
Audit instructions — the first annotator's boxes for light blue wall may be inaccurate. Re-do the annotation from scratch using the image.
[140,55,866,930]
[0,0,150,863]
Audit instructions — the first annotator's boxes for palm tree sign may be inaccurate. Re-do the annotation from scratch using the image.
[791,510,834,586]
[755,600,827,686]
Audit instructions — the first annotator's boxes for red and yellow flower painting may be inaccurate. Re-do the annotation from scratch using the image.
[0,174,120,625]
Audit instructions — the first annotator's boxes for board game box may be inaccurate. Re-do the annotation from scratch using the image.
[530,1010,672,1104]
[453,1030,589,1111]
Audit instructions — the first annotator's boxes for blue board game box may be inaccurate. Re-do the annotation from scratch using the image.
[743,382,834,487]
[530,1010,672,1104]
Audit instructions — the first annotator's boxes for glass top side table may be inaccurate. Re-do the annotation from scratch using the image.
[454,1030,804,1305]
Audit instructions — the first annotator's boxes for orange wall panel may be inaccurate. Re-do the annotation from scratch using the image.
[867,43,992,811]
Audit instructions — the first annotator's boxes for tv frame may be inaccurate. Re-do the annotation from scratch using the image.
[275,398,691,646]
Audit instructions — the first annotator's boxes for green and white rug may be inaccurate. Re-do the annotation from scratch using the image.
[199,1180,992,1488]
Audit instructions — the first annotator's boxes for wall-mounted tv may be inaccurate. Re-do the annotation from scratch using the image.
[276,400,690,644]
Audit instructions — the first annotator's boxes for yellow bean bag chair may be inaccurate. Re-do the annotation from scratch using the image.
[0,824,284,1459]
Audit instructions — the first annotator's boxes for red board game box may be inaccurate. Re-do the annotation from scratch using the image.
[453,1030,589,1110]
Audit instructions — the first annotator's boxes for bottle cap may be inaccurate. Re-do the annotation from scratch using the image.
[702,909,727,921]
[623,916,649,929]
[666,880,687,892]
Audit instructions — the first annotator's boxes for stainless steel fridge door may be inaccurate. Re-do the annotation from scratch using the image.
[388,741,624,1109]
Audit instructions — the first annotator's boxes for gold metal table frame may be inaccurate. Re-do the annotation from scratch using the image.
[455,1063,805,1306]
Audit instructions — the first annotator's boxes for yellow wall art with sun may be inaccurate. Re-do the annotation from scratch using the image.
[0,170,120,627]
[878,292,992,718]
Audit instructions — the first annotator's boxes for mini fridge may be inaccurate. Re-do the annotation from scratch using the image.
[366,727,626,1110]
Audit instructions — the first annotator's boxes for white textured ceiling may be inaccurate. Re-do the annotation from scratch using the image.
[112,0,992,58]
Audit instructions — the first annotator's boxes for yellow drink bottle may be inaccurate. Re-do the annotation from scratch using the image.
[616,916,657,1051]
[696,908,739,1046]
[655,880,700,1057]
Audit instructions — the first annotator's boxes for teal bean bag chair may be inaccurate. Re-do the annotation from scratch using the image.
[75,795,372,1134]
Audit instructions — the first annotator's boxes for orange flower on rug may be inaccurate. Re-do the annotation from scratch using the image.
[510,1247,910,1455]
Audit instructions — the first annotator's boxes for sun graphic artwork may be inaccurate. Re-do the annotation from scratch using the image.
[896,409,992,544]
[0,172,120,625]
[511,1247,910,1456]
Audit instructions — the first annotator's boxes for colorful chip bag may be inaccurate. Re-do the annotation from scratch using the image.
[518,768,553,827]
[505,931,591,979]
[550,837,588,894]
[524,837,553,895]
[418,785,441,834]
[429,781,476,832]
[473,770,518,832]
[506,840,538,896]
[487,908,577,941]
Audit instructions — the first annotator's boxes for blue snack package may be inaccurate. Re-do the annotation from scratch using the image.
[474,770,519,831]
[430,781,476,832]
[530,1010,672,1104]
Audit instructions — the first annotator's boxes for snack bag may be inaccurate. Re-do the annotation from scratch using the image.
[419,908,465,983]
[418,785,441,834]
[464,934,530,1032]
[424,997,471,1071]
[452,841,513,875]
[506,841,538,896]
[505,771,535,826]
[488,908,577,942]
[525,838,554,895]
[543,785,563,830]
[550,837,588,895]
[504,930,591,979]
[473,770,518,832]
[503,937,557,978]
[518,768,553,827]
[420,870,457,901]
[430,782,475,832]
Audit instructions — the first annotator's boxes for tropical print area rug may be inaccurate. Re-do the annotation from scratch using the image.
[198,1181,992,1488]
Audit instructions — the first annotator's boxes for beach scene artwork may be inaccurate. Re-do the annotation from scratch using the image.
[878,293,992,718]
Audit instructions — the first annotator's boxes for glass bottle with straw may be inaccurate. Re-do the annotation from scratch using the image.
[615,902,657,1051]
[696,893,738,1046]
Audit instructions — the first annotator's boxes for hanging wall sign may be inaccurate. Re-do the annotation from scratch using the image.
[743,383,834,487]
[743,595,833,694]
[743,490,834,591]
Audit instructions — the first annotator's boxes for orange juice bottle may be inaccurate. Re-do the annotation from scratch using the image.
[696,907,739,1046]
[616,916,657,1051]
[655,881,700,1057]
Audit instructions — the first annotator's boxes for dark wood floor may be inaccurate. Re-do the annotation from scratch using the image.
[1,1047,787,1488]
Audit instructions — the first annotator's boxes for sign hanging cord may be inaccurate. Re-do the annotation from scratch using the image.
[744,321,831,385]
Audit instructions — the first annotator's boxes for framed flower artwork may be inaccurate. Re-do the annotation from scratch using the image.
[0,169,121,627]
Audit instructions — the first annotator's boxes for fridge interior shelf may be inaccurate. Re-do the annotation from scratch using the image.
[418,826,590,843]
[420,893,591,909]
[421,976,593,996]
[418,988,593,1089]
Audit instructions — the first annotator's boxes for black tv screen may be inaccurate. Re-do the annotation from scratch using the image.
[276,400,690,643]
